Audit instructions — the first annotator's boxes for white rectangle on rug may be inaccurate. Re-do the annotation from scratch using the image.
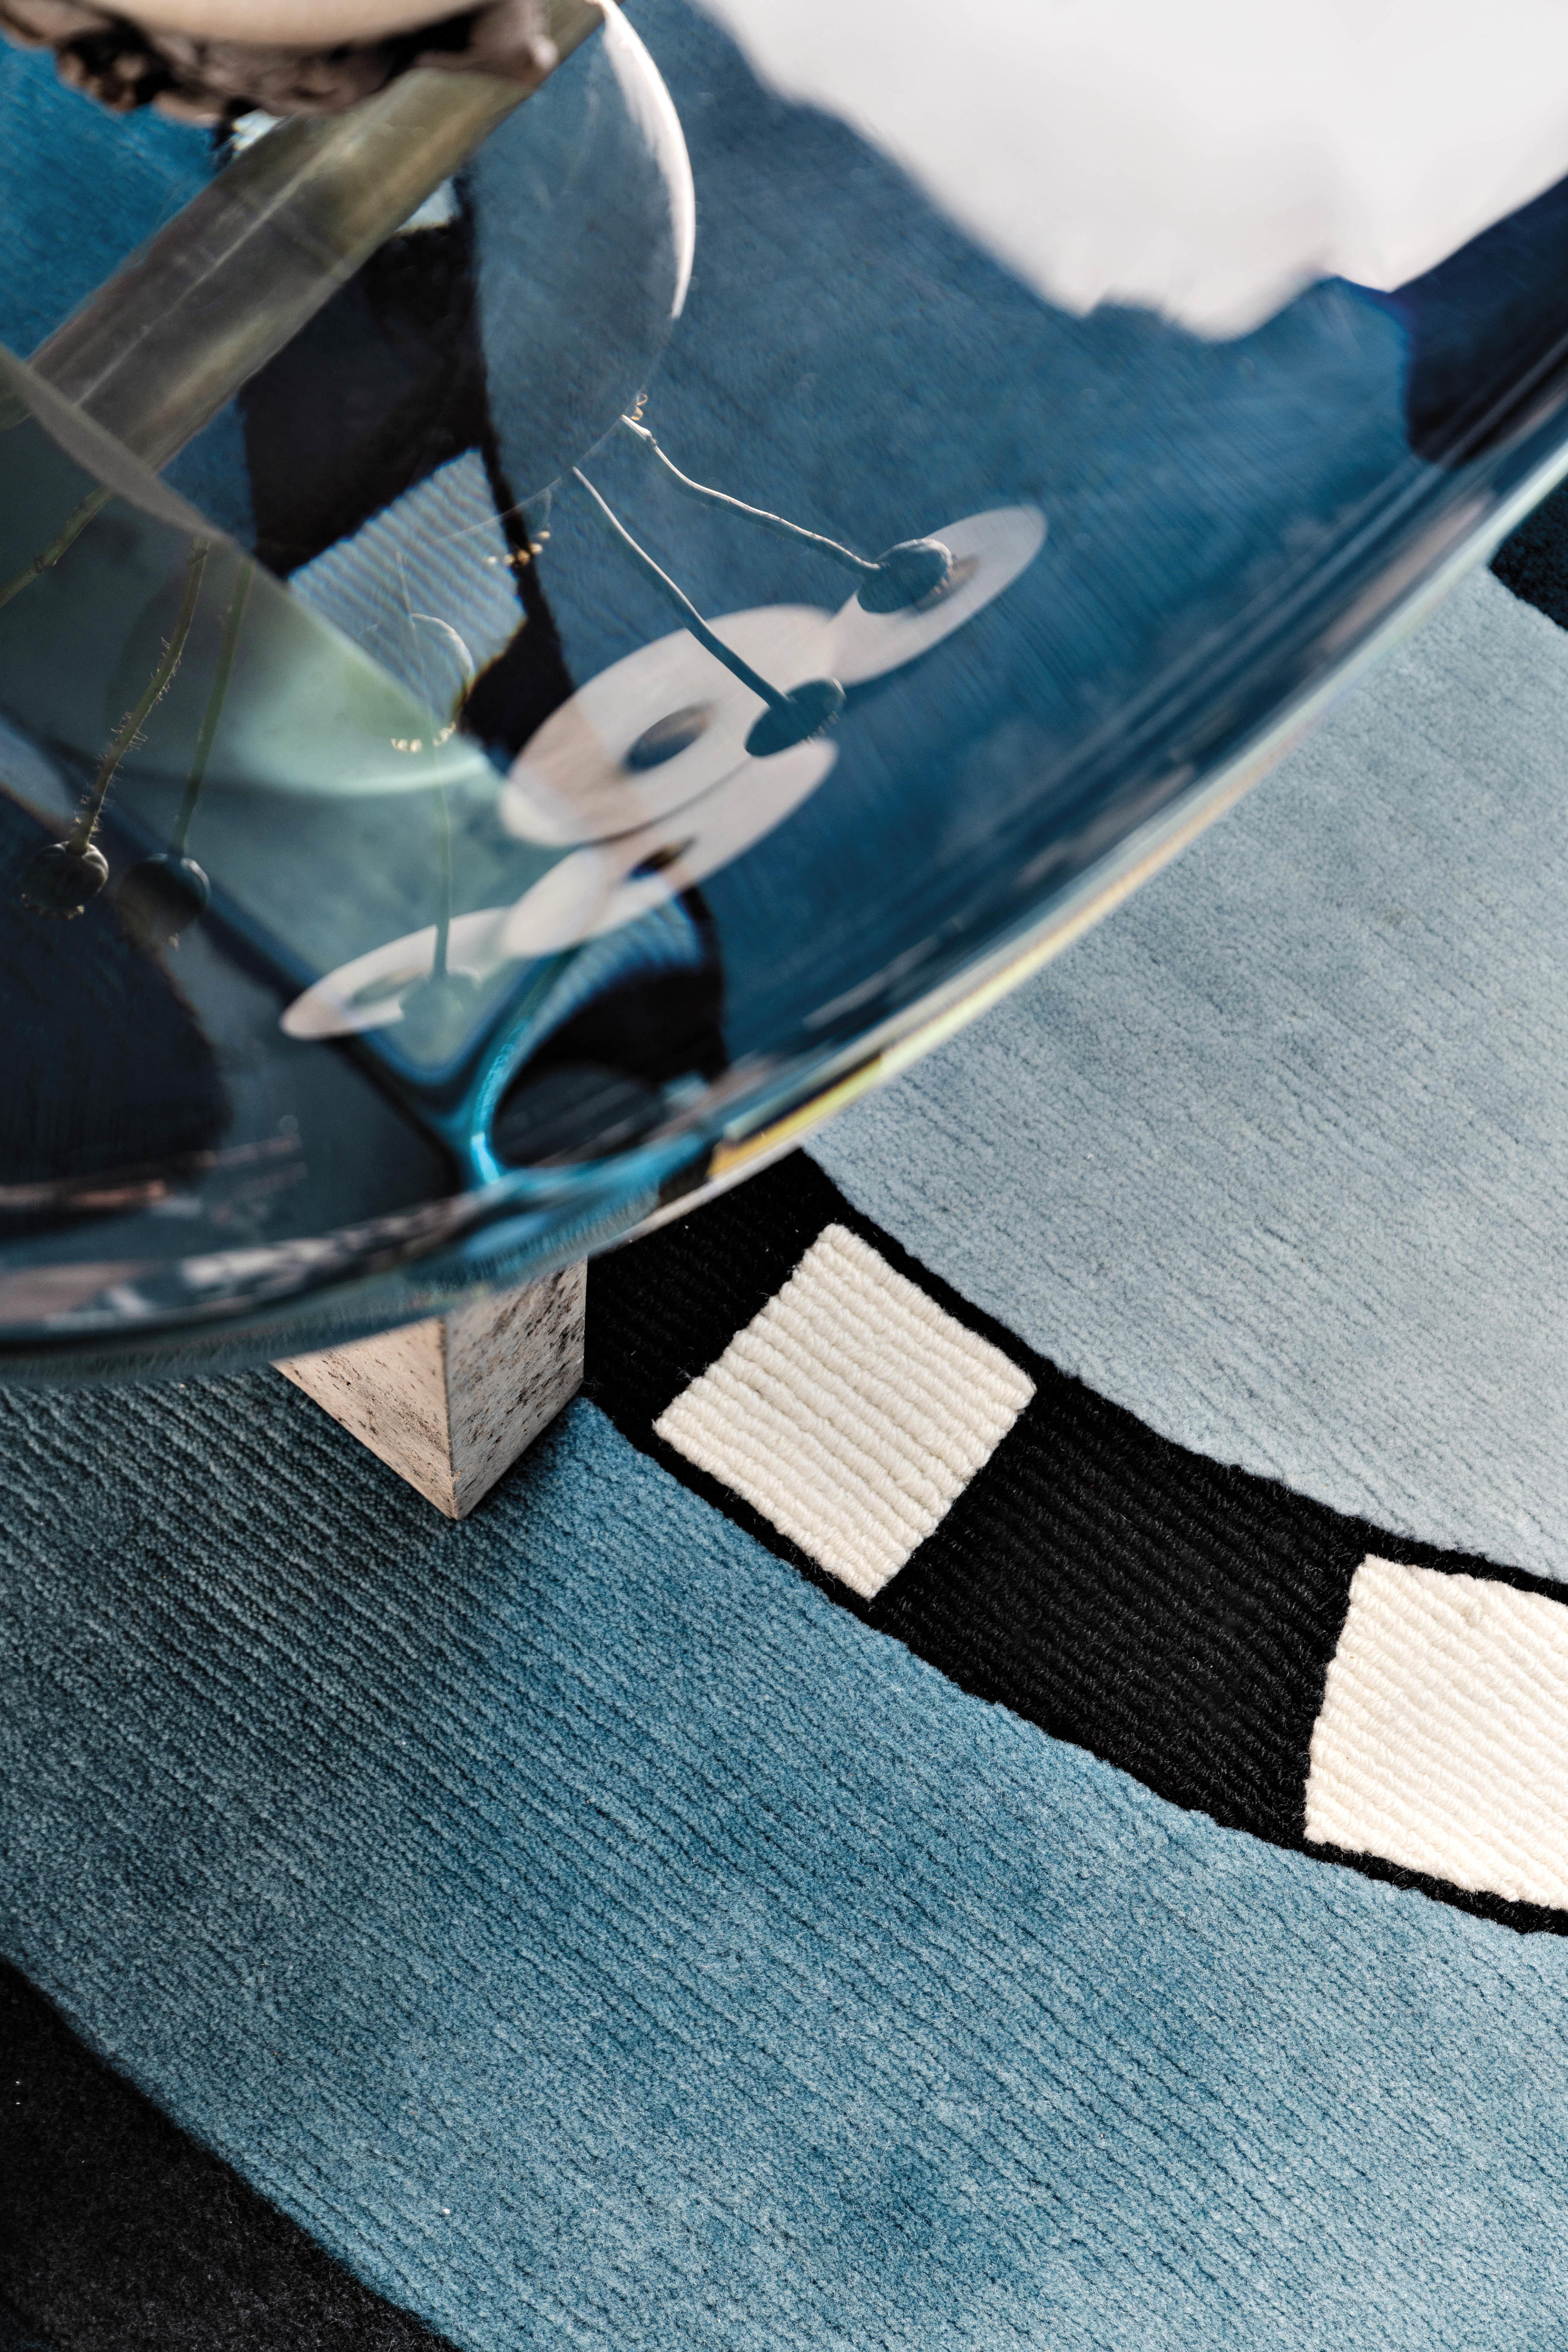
[1305,1556,1568,1909]
[654,1223,1034,1598]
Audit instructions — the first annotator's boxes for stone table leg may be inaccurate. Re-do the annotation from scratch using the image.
[274,1262,586,1519]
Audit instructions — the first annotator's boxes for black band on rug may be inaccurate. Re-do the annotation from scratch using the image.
[585,1149,1568,1940]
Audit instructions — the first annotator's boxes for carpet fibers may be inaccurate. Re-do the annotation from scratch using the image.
[9,14,1568,2346]
[6,1374,1568,2352]
[10,516,1568,2352]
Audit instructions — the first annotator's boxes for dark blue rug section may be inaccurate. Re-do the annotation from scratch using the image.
[0,45,206,357]
[2,1369,1568,2349]
[0,44,251,541]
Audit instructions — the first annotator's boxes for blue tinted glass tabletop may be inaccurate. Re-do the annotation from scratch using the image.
[3,5,1568,1374]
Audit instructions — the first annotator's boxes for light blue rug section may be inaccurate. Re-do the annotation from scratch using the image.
[292,451,522,697]
[814,565,1568,1584]
[2,1383,1565,2349]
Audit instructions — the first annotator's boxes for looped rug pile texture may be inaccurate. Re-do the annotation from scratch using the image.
[9,535,1568,2345]
[10,1,1568,2342]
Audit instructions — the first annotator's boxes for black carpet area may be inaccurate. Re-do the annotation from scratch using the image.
[0,1962,454,2352]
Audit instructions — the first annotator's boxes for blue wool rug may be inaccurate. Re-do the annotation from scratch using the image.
[7,1123,1568,2348]
[816,561,1568,1585]
[10,3,1568,2345]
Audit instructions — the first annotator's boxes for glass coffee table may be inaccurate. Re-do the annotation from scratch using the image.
[4,1,1568,1507]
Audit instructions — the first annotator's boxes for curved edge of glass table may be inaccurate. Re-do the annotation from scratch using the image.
[2,323,1567,1388]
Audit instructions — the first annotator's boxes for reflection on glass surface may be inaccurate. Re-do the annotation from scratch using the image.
[501,605,842,842]
[5,0,1568,1370]
[465,1,695,497]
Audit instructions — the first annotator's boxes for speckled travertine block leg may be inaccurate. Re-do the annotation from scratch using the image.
[275,1263,586,1518]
